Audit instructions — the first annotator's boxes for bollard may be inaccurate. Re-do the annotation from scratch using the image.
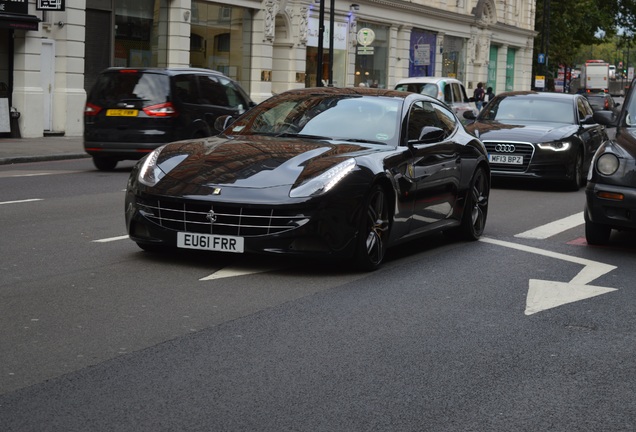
[9,107,20,138]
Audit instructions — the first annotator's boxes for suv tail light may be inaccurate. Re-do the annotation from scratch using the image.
[143,102,178,117]
[84,102,102,116]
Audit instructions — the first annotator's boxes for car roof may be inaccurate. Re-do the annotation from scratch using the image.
[275,86,412,99]
[395,76,464,85]
[495,91,580,100]
[100,67,228,78]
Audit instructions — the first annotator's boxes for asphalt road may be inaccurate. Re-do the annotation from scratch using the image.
[0,158,635,431]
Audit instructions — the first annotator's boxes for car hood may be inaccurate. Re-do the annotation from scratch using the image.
[154,135,381,190]
[466,120,577,142]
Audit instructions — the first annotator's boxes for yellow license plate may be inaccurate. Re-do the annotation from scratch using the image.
[106,109,138,117]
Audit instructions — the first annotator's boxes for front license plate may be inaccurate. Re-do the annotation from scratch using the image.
[106,109,138,117]
[177,232,244,253]
[489,154,523,164]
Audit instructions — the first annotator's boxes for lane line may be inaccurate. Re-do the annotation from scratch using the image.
[93,235,129,243]
[0,199,43,205]
[514,212,584,239]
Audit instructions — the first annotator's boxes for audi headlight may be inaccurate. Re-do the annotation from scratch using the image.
[289,158,356,198]
[537,141,571,151]
[596,153,620,176]
[138,145,187,187]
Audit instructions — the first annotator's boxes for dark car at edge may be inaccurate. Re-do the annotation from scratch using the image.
[124,87,491,270]
[584,79,636,244]
[464,91,607,190]
[84,67,254,171]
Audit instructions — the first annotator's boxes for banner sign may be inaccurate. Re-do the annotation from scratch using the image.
[36,0,65,11]
[0,0,28,14]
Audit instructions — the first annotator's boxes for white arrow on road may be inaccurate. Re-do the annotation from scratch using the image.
[480,237,618,315]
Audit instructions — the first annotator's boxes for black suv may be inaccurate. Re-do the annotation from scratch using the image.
[84,67,254,170]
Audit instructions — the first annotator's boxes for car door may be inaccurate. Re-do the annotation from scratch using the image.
[405,100,462,235]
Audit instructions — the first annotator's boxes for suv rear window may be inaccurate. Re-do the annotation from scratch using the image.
[88,71,170,108]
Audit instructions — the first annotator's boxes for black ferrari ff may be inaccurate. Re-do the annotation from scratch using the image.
[585,79,636,245]
[464,91,607,190]
[125,87,491,270]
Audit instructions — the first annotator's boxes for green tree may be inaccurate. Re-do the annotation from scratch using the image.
[533,0,620,83]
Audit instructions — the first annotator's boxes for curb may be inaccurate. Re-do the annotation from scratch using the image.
[0,154,90,165]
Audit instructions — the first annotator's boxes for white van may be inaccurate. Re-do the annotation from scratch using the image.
[395,77,478,120]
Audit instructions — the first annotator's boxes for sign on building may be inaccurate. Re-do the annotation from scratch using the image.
[36,0,65,11]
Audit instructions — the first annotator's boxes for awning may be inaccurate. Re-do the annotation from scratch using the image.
[0,13,40,31]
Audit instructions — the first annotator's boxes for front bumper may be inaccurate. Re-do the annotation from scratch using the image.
[585,181,636,230]
[124,188,364,260]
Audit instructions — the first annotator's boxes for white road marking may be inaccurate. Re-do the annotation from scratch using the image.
[514,212,584,239]
[93,235,129,243]
[12,173,53,177]
[0,198,43,205]
[480,237,618,315]
[200,266,285,281]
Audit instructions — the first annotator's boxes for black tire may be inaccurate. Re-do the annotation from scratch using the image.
[457,166,489,240]
[565,149,583,191]
[93,156,118,171]
[353,184,390,271]
[584,212,611,245]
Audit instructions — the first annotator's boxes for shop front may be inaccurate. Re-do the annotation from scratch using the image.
[441,35,465,83]
[354,22,389,88]
[306,17,348,87]
[409,29,437,78]
[0,0,39,137]
[105,0,252,92]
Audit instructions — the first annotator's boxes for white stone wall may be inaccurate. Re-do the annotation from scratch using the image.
[8,0,536,137]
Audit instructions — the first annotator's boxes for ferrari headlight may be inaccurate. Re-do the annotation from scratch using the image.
[138,145,190,187]
[596,153,620,176]
[537,141,571,151]
[290,158,356,198]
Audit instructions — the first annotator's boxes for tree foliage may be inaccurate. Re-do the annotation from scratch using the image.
[534,0,628,74]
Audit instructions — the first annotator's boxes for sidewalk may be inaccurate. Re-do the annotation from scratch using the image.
[0,135,88,165]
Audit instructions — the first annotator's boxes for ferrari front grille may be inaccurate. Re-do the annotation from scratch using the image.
[137,198,309,237]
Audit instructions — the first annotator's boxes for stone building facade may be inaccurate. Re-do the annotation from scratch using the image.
[0,0,536,138]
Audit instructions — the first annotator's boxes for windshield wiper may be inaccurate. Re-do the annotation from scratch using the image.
[275,132,333,140]
[341,138,387,145]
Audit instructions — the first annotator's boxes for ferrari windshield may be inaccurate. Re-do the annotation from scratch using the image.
[227,94,402,145]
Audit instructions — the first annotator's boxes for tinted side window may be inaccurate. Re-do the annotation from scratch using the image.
[173,74,198,104]
[407,101,455,141]
[443,83,453,105]
[577,97,592,121]
[198,75,230,106]
[218,76,249,110]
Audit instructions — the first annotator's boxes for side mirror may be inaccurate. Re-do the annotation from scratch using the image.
[214,115,235,132]
[592,110,617,127]
[463,110,477,121]
[410,126,446,145]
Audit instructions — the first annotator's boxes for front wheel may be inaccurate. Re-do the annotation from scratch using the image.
[353,184,390,271]
[584,212,611,245]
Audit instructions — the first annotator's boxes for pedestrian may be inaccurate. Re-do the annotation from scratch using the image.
[485,86,494,104]
[473,82,485,111]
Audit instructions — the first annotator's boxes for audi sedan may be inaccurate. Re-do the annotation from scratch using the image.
[125,87,491,271]
[584,79,636,245]
[464,91,607,190]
